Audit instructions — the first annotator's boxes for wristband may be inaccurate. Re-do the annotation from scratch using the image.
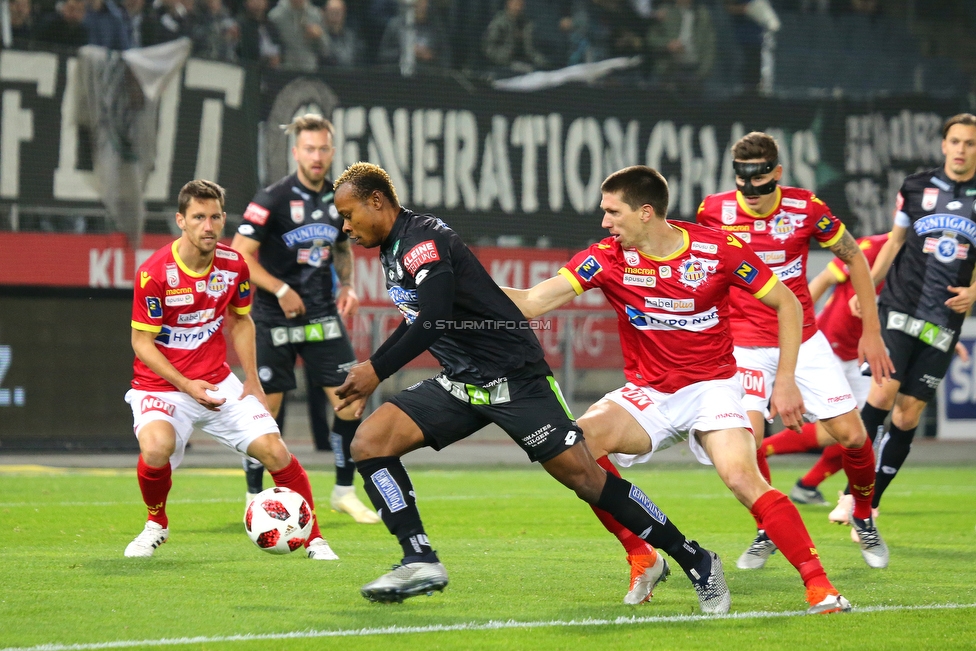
[274,283,290,299]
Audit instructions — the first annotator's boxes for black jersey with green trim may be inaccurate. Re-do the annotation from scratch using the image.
[379,209,545,384]
[880,168,976,331]
[237,173,346,325]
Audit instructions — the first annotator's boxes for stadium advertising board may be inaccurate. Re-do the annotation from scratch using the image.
[937,334,976,440]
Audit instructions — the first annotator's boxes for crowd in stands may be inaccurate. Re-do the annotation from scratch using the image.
[1,0,969,95]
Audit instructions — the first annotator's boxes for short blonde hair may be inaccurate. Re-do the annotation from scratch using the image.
[334,162,400,207]
[283,113,335,138]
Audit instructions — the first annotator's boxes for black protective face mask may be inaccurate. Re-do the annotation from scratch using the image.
[734,159,778,196]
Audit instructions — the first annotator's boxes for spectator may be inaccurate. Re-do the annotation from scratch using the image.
[647,0,715,93]
[724,0,764,90]
[191,0,238,61]
[121,0,145,47]
[142,0,192,45]
[267,0,329,72]
[483,0,548,73]
[363,0,397,64]
[5,0,35,48]
[378,0,451,69]
[84,0,131,49]
[590,0,647,59]
[237,0,281,67]
[35,0,89,47]
[322,0,363,67]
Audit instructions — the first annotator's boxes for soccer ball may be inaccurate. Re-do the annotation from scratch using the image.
[244,487,313,554]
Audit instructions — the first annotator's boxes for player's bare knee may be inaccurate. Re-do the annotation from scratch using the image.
[823,412,867,448]
[577,411,613,459]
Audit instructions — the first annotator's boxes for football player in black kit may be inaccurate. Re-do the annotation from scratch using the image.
[332,162,728,609]
[231,114,380,527]
[851,113,976,512]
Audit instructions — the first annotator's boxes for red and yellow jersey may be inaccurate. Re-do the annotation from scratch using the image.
[817,233,888,361]
[560,222,777,393]
[131,241,252,391]
[697,186,846,347]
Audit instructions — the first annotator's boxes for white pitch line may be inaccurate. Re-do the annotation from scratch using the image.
[2,602,974,651]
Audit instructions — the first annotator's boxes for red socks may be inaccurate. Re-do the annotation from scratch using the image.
[591,456,655,555]
[762,422,819,456]
[755,448,772,484]
[137,456,172,528]
[751,490,832,590]
[801,443,844,487]
[841,439,876,520]
[269,455,323,544]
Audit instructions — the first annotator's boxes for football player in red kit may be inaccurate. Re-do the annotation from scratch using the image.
[123,180,338,560]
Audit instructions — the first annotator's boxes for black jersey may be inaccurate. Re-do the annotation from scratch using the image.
[237,173,347,325]
[879,168,976,332]
[379,209,545,384]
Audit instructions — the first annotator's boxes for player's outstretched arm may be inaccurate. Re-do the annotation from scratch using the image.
[224,309,271,412]
[831,230,895,383]
[869,225,907,287]
[501,275,578,319]
[758,280,805,431]
[808,265,840,304]
[231,233,307,318]
[131,328,225,410]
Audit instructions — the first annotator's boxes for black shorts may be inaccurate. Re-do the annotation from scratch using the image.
[879,305,958,402]
[388,361,581,464]
[255,316,357,393]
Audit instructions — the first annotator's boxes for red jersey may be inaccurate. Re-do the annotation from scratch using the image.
[560,222,777,393]
[817,233,888,361]
[697,186,847,347]
[130,241,253,391]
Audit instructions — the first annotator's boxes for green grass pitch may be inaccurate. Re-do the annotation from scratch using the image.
[1,462,974,650]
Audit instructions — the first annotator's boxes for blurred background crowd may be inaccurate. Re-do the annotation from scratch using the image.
[2,0,975,98]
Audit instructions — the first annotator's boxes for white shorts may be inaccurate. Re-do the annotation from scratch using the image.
[124,373,279,469]
[734,330,859,421]
[604,376,752,468]
[838,357,871,410]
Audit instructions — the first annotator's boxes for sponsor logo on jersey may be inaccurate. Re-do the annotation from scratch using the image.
[165,263,179,288]
[141,396,175,417]
[815,214,834,233]
[195,280,206,292]
[575,255,603,282]
[721,224,750,231]
[177,308,216,325]
[415,269,430,285]
[165,294,194,306]
[289,200,305,223]
[721,200,737,225]
[769,212,804,241]
[298,245,331,267]
[145,297,162,319]
[388,285,419,324]
[628,485,667,524]
[623,267,654,275]
[403,240,441,275]
[282,223,340,247]
[206,269,238,299]
[691,242,718,254]
[930,176,951,191]
[166,286,192,295]
[619,386,653,410]
[371,468,407,512]
[215,249,238,260]
[623,273,656,287]
[739,367,765,397]
[677,256,718,289]
[624,249,640,266]
[238,223,255,236]
[243,202,270,226]
[624,305,719,332]
[139,271,151,288]
[771,256,804,281]
[311,209,324,220]
[922,187,939,211]
[736,232,751,243]
[659,266,672,278]
[757,250,786,264]
[155,316,223,349]
[645,297,695,312]
[923,236,970,263]
[947,200,963,211]
[754,220,766,231]
[781,197,807,209]
[237,280,251,300]
[734,261,760,283]
[329,204,339,219]
[827,394,854,404]
[913,214,976,245]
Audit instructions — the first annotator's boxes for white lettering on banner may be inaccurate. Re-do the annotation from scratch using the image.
[88,248,155,288]
[0,51,57,198]
[184,60,244,182]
